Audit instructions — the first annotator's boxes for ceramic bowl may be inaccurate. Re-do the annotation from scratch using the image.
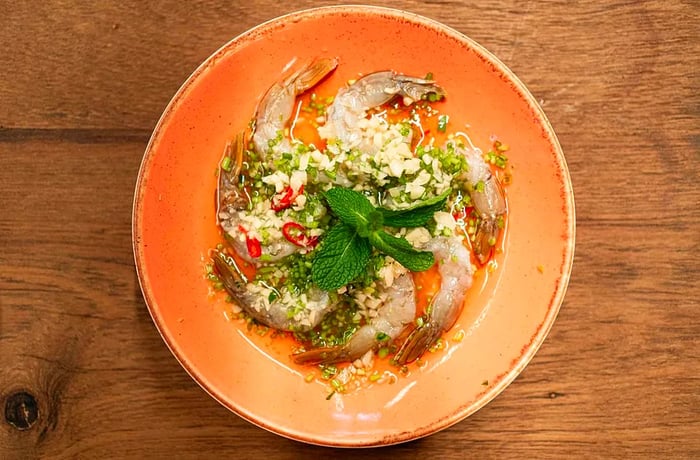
[133,5,575,447]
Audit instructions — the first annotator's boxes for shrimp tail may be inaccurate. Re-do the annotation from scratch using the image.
[393,320,443,365]
[288,57,339,93]
[292,346,351,365]
[217,131,249,219]
[211,249,248,296]
[211,249,274,326]
[472,173,506,265]
[473,217,500,265]
[395,75,446,101]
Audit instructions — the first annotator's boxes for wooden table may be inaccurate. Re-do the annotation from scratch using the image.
[1,1,697,458]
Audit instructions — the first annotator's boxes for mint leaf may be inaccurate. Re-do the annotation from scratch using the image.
[312,223,371,291]
[315,186,444,289]
[381,189,451,228]
[323,187,374,229]
[369,231,435,272]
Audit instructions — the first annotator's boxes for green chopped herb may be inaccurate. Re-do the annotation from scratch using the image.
[321,365,338,380]
[376,332,390,342]
[220,156,232,172]
[437,114,449,132]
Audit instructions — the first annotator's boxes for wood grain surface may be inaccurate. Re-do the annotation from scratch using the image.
[1,0,698,458]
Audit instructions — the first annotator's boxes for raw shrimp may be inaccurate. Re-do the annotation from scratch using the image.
[252,57,338,155]
[211,249,332,331]
[454,143,507,265]
[216,58,336,263]
[394,236,473,365]
[216,131,299,263]
[292,272,417,365]
[320,71,445,151]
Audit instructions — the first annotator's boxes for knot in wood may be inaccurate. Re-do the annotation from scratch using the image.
[4,391,39,430]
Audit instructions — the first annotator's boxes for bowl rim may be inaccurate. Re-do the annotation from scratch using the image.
[132,4,575,447]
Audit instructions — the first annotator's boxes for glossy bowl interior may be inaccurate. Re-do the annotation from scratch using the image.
[133,5,574,447]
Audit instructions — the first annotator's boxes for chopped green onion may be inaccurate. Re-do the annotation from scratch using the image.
[437,115,449,132]
[220,156,232,172]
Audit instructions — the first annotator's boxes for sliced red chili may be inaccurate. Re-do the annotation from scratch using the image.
[282,222,318,248]
[246,237,262,258]
[271,185,304,212]
[238,225,262,258]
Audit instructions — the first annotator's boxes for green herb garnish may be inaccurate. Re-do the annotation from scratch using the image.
[311,187,450,291]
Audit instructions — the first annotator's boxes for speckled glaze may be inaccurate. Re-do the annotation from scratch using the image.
[133,6,575,447]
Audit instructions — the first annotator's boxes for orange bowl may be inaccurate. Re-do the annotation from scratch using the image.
[133,6,574,447]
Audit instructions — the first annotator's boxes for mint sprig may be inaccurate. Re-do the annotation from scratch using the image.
[311,223,371,291]
[311,187,450,291]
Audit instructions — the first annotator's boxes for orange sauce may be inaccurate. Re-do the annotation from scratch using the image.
[291,91,333,149]
[412,263,441,315]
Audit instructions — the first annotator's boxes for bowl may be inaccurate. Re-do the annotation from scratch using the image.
[132,5,575,447]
